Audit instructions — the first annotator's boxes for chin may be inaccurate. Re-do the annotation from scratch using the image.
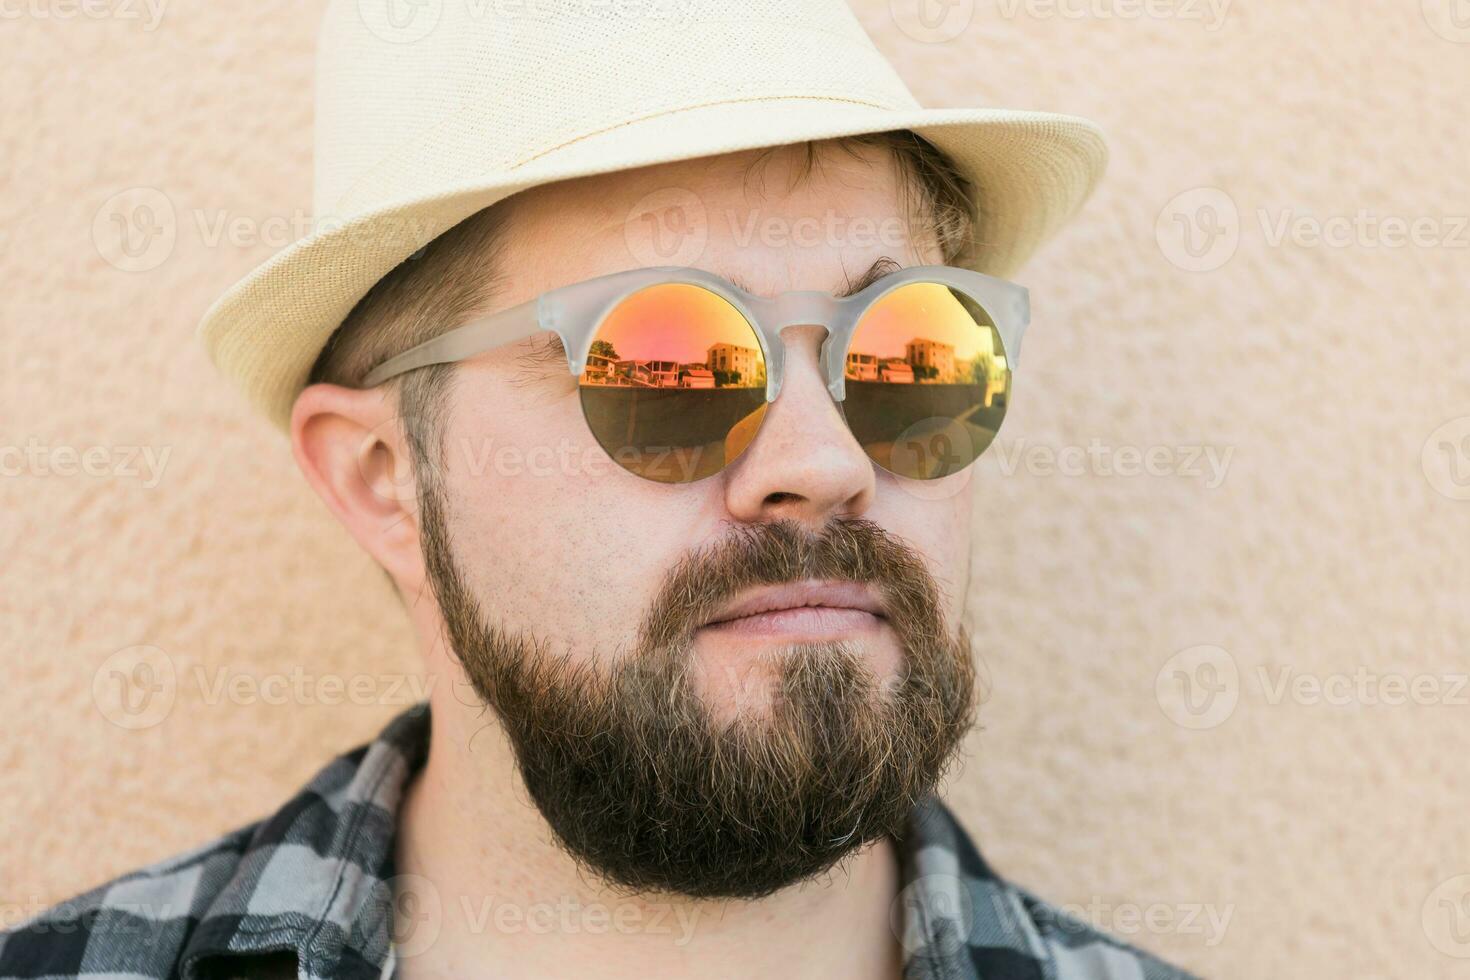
[689,630,904,721]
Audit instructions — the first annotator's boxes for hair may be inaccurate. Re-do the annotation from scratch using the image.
[307,129,975,479]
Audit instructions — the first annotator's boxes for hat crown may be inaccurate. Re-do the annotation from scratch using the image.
[315,0,920,216]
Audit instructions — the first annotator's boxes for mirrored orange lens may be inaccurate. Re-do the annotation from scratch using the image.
[579,283,768,483]
[841,282,1010,479]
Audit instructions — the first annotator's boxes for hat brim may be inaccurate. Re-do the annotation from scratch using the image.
[197,99,1107,431]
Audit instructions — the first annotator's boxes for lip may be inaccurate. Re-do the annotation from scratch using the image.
[699,580,887,635]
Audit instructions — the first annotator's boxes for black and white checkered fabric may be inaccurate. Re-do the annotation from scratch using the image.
[1,703,1197,979]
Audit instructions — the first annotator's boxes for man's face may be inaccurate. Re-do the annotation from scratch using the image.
[411,142,979,897]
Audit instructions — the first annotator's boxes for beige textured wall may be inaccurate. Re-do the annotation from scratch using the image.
[3,1,1468,976]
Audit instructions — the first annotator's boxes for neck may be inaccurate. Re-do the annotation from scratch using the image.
[391,693,905,980]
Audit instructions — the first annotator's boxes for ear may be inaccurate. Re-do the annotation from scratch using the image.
[290,382,427,595]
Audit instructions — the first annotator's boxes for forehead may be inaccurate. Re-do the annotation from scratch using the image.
[493,141,934,302]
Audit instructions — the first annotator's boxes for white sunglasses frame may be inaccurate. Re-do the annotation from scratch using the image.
[361,264,1029,404]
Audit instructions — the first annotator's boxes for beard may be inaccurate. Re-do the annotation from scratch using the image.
[419,484,976,900]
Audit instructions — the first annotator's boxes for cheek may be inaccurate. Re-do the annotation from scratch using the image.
[868,479,975,609]
[432,381,725,655]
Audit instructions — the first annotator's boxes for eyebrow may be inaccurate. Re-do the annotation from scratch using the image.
[720,256,904,300]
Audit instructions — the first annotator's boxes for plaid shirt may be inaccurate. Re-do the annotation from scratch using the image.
[0,703,1197,980]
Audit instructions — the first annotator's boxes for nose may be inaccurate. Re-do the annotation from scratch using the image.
[722,325,876,527]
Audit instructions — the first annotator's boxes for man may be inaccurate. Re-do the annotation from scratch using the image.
[0,2,1196,978]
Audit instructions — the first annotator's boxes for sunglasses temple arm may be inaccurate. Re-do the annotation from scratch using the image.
[997,288,1029,368]
[360,297,544,387]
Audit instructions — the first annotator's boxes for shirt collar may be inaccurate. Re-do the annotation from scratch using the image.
[180,702,1003,980]
[180,704,429,980]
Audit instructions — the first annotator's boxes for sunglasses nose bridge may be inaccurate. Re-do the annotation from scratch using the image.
[756,291,840,402]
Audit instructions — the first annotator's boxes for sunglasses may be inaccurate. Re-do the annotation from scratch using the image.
[362,264,1028,484]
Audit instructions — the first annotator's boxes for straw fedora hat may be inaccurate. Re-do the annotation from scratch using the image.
[197,0,1108,431]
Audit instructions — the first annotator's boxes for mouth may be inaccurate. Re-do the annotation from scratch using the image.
[698,580,888,639]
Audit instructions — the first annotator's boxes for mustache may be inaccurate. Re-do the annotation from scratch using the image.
[637,518,951,656]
